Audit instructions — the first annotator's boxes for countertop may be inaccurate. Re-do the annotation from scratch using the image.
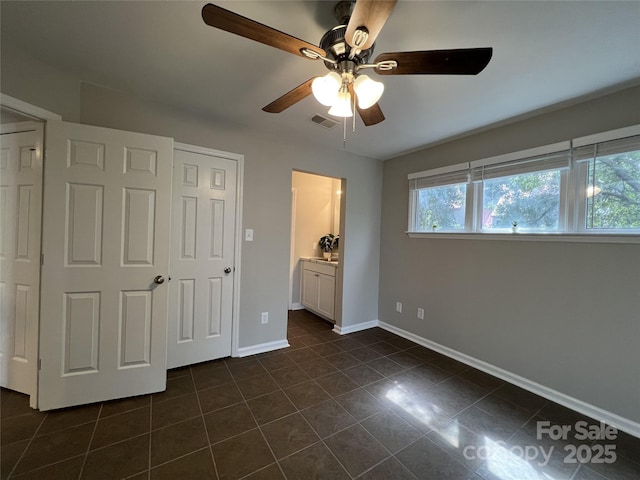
[301,257,339,266]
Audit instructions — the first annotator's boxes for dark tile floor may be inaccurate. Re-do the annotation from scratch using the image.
[2,309,639,479]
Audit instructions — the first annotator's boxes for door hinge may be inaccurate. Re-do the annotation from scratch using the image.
[38,358,42,370]
[41,253,44,266]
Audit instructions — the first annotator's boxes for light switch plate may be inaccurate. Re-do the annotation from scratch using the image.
[245,229,254,241]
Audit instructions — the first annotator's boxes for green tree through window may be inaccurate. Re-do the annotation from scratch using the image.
[483,171,561,230]
[417,184,466,230]
[586,151,640,229]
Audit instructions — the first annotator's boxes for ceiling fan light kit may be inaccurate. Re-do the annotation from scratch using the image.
[202,0,492,133]
[353,74,384,110]
[311,70,383,118]
[328,87,354,118]
[311,72,341,107]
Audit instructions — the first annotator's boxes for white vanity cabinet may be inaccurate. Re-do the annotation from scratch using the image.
[301,259,336,322]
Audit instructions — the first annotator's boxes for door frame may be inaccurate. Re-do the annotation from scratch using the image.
[174,142,244,358]
[1,93,62,122]
[289,170,345,326]
[289,187,298,310]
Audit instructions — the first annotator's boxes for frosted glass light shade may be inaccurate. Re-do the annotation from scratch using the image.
[353,75,384,109]
[311,72,341,106]
[328,91,353,117]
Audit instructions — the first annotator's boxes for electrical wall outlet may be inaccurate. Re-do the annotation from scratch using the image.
[261,312,268,324]
[396,302,403,313]
[417,308,425,320]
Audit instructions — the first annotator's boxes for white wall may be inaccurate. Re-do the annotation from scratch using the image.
[291,171,337,307]
[0,44,81,122]
[379,85,640,425]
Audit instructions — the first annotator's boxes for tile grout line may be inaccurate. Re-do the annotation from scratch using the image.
[146,392,152,480]
[10,454,88,480]
[6,412,47,479]
[190,365,221,480]
[355,414,424,479]
[319,438,358,480]
[449,382,507,422]
[229,357,290,479]
[76,403,103,480]
[271,331,384,480]
[143,447,211,472]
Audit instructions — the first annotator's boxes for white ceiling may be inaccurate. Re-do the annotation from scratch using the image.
[2,1,639,160]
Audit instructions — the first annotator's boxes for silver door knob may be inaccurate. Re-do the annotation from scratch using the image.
[153,275,165,284]
[224,267,232,274]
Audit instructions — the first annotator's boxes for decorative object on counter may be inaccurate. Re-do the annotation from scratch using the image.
[512,220,519,233]
[319,233,339,260]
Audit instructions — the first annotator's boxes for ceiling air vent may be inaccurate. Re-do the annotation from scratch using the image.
[309,114,339,129]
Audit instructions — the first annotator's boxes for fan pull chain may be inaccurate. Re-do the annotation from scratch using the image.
[343,115,347,148]
[352,93,356,134]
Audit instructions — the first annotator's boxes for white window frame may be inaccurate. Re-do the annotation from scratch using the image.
[408,162,471,233]
[572,126,640,235]
[407,125,640,244]
[473,170,571,234]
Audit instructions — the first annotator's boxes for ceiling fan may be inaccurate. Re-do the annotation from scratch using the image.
[202,0,492,126]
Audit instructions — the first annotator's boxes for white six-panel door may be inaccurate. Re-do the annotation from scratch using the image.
[0,124,43,407]
[39,121,173,410]
[167,147,237,368]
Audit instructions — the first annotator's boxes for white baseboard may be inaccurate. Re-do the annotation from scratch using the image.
[378,321,640,439]
[236,339,289,358]
[333,319,379,335]
[290,303,304,311]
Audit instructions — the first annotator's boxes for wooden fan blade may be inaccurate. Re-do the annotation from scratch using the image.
[262,78,316,113]
[202,4,325,59]
[345,0,397,50]
[357,102,385,126]
[374,48,493,75]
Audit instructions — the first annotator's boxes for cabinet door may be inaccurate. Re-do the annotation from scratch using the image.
[301,269,318,310]
[317,273,335,320]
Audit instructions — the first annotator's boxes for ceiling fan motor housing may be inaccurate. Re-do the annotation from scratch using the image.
[319,25,374,71]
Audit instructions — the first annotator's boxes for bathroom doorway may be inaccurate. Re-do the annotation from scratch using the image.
[289,171,343,327]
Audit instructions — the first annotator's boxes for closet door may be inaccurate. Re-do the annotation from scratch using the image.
[39,120,173,410]
[167,146,238,368]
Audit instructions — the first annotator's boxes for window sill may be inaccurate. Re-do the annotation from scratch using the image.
[406,231,640,244]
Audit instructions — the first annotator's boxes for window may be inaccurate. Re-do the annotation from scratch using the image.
[409,163,469,232]
[416,183,467,231]
[481,170,562,231]
[407,126,640,238]
[575,134,640,232]
[471,147,570,233]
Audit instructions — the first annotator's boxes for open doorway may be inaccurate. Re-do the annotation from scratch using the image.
[289,171,343,332]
